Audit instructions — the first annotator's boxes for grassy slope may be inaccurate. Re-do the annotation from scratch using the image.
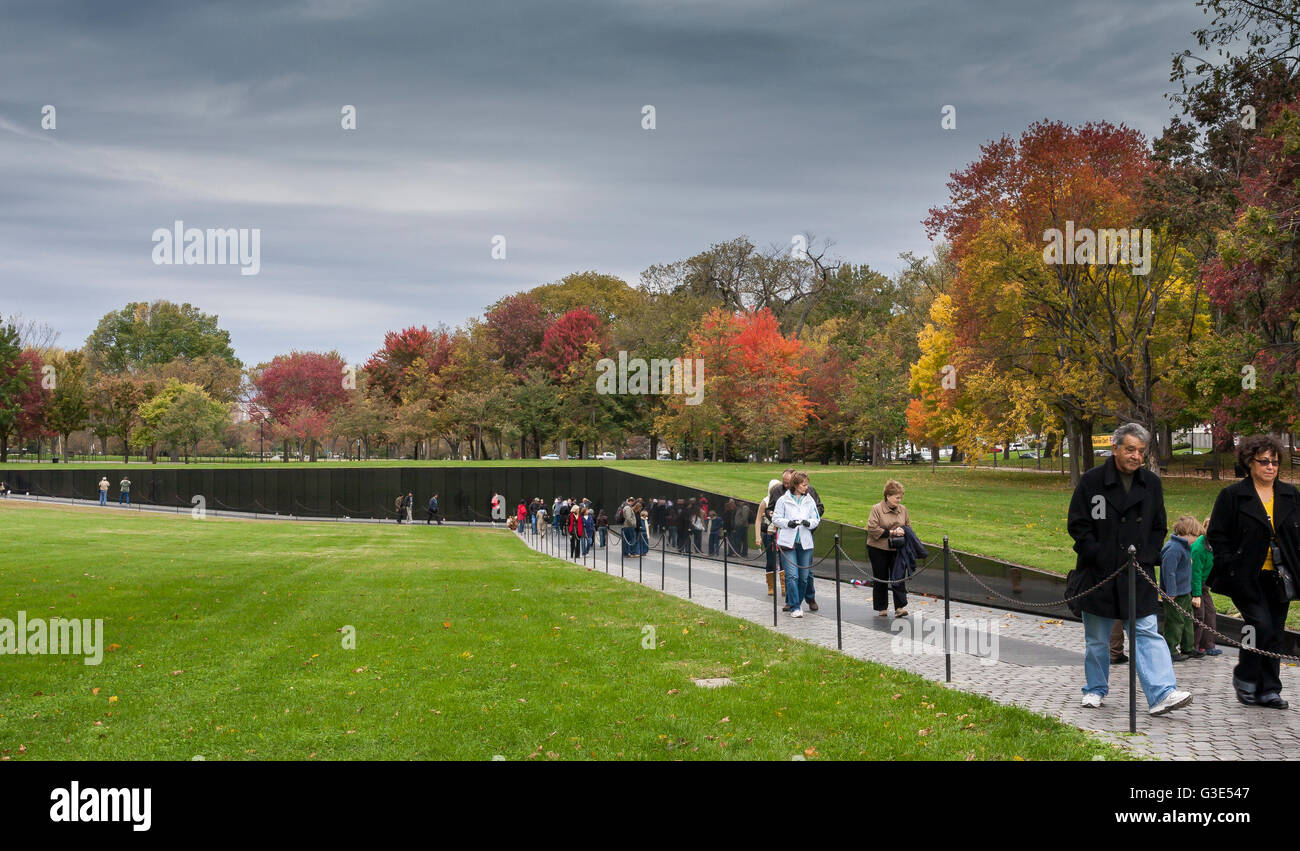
[0,501,1121,761]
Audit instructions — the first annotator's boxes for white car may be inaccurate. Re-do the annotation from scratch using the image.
[596,452,617,461]
[541,453,560,460]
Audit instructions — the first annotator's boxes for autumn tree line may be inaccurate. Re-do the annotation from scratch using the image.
[2,2,1297,483]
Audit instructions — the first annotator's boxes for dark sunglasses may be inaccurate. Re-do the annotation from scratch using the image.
[1253,457,1280,467]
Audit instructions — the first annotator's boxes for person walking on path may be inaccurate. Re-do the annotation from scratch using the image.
[427,493,441,525]
[772,471,820,618]
[1190,516,1221,656]
[756,479,786,600]
[596,509,608,548]
[118,476,131,505]
[1160,516,1205,660]
[582,508,595,555]
[619,497,638,557]
[1206,434,1300,709]
[867,480,910,617]
[665,500,680,550]
[567,501,584,558]
[1067,423,1191,716]
[98,476,110,506]
[404,492,414,523]
[768,468,823,610]
[517,501,528,533]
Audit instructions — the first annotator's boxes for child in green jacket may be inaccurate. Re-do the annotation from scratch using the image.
[1189,516,1222,656]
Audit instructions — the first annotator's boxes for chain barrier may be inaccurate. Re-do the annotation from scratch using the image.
[1135,566,1300,663]
[829,542,938,586]
[949,549,1128,610]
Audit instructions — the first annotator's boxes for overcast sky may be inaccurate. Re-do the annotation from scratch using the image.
[0,0,1210,367]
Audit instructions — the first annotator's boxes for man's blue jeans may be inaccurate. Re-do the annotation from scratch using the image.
[780,543,814,610]
[119,492,129,505]
[1081,611,1177,708]
[621,527,636,556]
[99,491,107,506]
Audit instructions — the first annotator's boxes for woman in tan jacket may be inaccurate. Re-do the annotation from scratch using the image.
[867,479,910,617]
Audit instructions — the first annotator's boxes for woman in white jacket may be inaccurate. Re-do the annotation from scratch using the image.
[772,471,820,617]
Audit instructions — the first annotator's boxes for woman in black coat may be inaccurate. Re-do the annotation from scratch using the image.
[1207,435,1300,708]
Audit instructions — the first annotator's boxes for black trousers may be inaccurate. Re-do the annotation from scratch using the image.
[869,546,907,611]
[569,531,581,558]
[1230,573,1290,697]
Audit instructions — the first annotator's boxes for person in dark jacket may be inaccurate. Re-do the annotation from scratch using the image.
[665,501,680,550]
[426,493,440,525]
[1159,516,1204,660]
[1207,434,1300,709]
[1067,423,1190,716]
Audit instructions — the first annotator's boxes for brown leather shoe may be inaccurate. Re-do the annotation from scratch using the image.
[806,599,819,612]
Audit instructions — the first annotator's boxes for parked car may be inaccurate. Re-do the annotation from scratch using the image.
[541,453,560,460]
[1094,449,1112,457]
[596,452,617,461]
[1019,451,1038,459]
[904,451,925,464]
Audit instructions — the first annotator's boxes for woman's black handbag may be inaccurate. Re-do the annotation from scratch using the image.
[1273,543,1299,601]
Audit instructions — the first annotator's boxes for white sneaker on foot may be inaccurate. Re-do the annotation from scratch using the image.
[791,608,804,618]
[1081,692,1102,708]
[1149,689,1192,716]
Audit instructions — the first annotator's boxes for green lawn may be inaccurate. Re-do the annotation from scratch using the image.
[0,501,1123,761]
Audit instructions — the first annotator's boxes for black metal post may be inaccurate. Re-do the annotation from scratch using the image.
[943,535,951,683]
[834,534,842,650]
[605,528,609,573]
[660,529,665,590]
[620,528,625,578]
[687,541,692,598]
[1128,544,1137,734]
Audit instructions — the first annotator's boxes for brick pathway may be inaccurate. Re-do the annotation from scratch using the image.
[522,527,1300,760]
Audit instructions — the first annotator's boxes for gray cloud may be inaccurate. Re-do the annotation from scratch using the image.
[1,0,1207,366]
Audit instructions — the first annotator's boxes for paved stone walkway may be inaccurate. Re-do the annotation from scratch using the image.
[522,527,1300,760]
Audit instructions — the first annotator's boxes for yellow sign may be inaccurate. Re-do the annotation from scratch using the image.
[1091,435,1111,449]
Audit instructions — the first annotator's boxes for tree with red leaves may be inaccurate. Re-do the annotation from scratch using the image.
[253,351,350,461]
[484,293,551,376]
[539,309,607,380]
[363,326,453,404]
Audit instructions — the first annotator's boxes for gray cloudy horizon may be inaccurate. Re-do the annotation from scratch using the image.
[1,0,1209,367]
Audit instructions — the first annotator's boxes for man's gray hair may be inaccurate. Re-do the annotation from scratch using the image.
[1112,422,1150,447]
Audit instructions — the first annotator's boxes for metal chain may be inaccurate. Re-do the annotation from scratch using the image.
[831,542,936,586]
[950,549,1128,609]
[1135,566,1300,662]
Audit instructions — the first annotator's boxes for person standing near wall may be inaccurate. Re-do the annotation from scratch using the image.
[757,478,785,599]
[867,480,909,617]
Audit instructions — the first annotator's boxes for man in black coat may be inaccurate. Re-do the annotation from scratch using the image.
[767,469,825,611]
[1066,423,1191,716]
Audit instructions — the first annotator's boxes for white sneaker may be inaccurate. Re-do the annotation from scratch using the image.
[1149,689,1192,716]
[790,608,804,618]
[1081,692,1102,708]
